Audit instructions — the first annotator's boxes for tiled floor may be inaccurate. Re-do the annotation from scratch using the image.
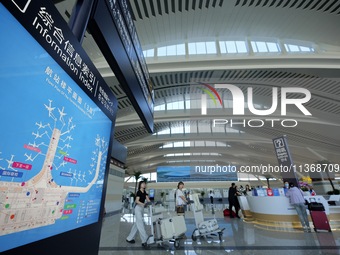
[98,205,340,255]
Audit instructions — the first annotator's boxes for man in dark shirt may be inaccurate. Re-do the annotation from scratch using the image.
[228,183,240,218]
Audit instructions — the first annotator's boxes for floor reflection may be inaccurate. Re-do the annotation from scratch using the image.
[99,203,340,255]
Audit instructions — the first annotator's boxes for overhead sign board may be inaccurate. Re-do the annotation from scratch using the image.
[273,135,299,186]
[89,0,154,133]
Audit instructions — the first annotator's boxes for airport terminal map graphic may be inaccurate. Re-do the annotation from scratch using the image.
[0,4,112,252]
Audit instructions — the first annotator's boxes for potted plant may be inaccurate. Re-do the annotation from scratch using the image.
[129,192,135,204]
[299,181,311,196]
[133,171,142,194]
[160,191,165,202]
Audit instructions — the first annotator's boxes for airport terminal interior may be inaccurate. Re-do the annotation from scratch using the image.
[1,0,340,254]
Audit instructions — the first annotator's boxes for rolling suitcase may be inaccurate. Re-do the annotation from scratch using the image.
[160,216,186,239]
[310,211,331,232]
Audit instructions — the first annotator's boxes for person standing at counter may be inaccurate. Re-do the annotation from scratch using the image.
[285,182,311,232]
[228,183,240,218]
[283,181,290,195]
[244,184,252,196]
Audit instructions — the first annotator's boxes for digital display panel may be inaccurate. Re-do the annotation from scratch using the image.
[0,3,112,252]
[157,166,238,182]
[148,189,155,199]
[90,0,154,133]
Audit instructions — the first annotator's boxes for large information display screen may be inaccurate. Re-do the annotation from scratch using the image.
[0,2,114,252]
[157,166,238,182]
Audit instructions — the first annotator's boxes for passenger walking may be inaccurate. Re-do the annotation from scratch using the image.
[286,182,311,232]
[126,180,151,247]
[209,190,214,204]
[176,181,188,215]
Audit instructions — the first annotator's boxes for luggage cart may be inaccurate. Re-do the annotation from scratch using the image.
[190,194,225,242]
[144,202,186,249]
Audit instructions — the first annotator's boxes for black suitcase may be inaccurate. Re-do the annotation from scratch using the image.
[308,202,325,211]
[307,197,325,211]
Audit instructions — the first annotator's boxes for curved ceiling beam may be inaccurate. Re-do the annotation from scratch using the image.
[98,56,340,77]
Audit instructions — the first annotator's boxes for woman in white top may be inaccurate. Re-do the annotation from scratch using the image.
[176,181,188,214]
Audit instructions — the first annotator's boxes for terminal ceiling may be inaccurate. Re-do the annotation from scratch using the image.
[55,0,340,183]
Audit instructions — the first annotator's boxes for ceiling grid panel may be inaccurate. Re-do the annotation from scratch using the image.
[324,0,338,12]
[172,0,177,13]
[149,0,156,17]
[235,0,340,15]
[309,0,324,11]
[317,0,332,11]
[225,0,242,38]
[201,1,212,38]
[160,75,165,86]
[175,0,186,40]
[213,0,228,37]
[155,0,162,15]
[326,81,340,94]
[330,1,340,13]
[141,0,150,18]
[132,0,143,19]
[169,74,173,84]
[163,0,174,42]
[164,0,169,14]
[302,0,315,9]
[191,0,201,38]
[162,0,170,45]
[192,0,197,10]
[164,74,169,85]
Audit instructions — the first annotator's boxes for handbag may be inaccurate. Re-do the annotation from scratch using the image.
[176,206,185,214]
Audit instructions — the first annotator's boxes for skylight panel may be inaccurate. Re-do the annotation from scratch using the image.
[206,41,217,54]
[267,42,279,52]
[177,44,186,55]
[196,42,206,54]
[256,42,267,52]
[167,45,176,56]
[235,41,247,53]
[188,43,196,54]
[157,46,167,56]
[226,41,237,53]
[219,41,227,53]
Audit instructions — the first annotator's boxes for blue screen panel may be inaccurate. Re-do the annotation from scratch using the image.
[0,4,112,252]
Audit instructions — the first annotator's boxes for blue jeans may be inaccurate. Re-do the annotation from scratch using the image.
[293,203,310,228]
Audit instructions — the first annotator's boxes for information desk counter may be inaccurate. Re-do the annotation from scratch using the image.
[237,196,253,221]
[242,196,340,231]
